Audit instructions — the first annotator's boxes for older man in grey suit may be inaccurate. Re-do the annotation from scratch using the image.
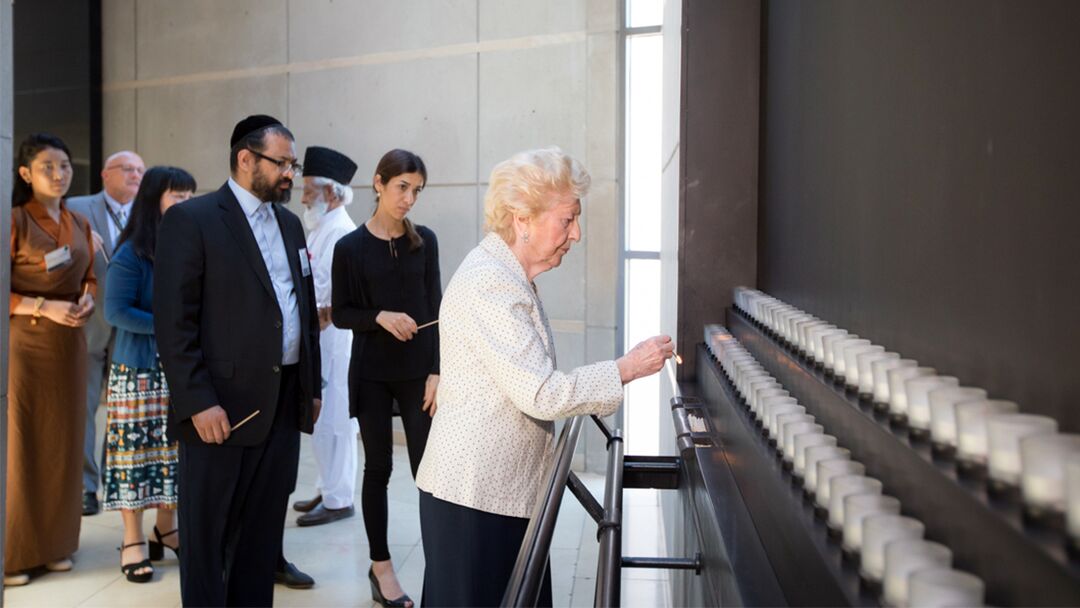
[67,150,146,515]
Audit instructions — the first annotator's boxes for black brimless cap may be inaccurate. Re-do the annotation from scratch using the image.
[302,146,358,185]
[230,114,283,148]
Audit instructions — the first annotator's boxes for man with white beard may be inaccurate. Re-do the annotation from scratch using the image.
[292,146,360,526]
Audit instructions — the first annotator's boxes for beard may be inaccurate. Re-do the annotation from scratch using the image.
[251,165,292,203]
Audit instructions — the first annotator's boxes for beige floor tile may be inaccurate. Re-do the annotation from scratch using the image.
[4,432,672,607]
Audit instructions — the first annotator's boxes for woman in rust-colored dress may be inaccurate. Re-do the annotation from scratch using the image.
[4,133,97,587]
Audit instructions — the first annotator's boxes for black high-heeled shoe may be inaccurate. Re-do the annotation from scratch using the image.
[148,526,180,561]
[119,541,154,583]
[368,567,412,607]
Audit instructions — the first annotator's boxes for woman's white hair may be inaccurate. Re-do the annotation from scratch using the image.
[483,146,590,244]
[307,175,354,206]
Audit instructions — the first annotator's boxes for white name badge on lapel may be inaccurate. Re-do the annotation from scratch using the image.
[44,245,73,272]
[298,248,312,277]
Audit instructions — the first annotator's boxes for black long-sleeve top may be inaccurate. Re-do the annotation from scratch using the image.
[331,223,441,381]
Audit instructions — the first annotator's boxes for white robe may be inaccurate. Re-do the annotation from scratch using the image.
[308,205,359,508]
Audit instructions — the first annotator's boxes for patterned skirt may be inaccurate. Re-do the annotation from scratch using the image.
[102,360,178,511]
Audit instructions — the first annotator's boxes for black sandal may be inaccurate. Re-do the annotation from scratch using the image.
[149,526,180,561]
[119,541,154,583]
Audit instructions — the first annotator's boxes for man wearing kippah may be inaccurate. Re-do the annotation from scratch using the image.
[290,146,361,527]
[154,114,322,606]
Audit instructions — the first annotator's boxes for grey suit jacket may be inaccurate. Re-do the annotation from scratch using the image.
[67,191,117,355]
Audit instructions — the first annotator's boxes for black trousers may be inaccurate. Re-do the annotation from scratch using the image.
[177,365,300,607]
[353,377,431,561]
[419,491,552,607]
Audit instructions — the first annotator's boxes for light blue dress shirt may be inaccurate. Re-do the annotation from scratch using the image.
[228,178,301,365]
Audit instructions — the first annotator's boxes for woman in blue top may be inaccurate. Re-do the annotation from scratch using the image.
[102,166,195,583]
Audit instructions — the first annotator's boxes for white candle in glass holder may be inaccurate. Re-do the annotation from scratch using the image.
[883,539,952,608]
[805,324,836,363]
[1067,453,1080,541]
[816,459,865,509]
[783,423,823,463]
[767,403,805,437]
[760,396,797,425]
[732,363,763,385]
[956,400,1020,466]
[795,433,837,477]
[774,413,813,446]
[858,351,899,398]
[844,345,884,388]
[844,494,901,555]
[787,314,813,345]
[833,338,871,379]
[805,447,850,494]
[887,366,936,418]
[874,358,917,405]
[1020,433,1080,512]
[821,331,852,370]
[904,376,959,431]
[799,321,829,354]
[746,378,778,408]
[928,387,988,445]
[987,414,1058,486]
[828,475,883,531]
[738,372,772,399]
[815,329,847,365]
[752,387,789,418]
[908,568,984,608]
[860,515,925,582]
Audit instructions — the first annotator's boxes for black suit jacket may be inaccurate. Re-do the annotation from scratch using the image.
[154,182,321,446]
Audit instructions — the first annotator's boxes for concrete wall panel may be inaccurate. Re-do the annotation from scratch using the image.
[102,0,136,83]
[479,0,585,40]
[136,75,289,185]
[585,179,618,328]
[585,32,617,181]
[136,0,288,80]
[478,42,587,174]
[394,184,480,289]
[102,90,137,155]
[288,55,478,186]
[287,0,476,62]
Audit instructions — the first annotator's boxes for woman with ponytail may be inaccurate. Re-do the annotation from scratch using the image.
[330,149,441,608]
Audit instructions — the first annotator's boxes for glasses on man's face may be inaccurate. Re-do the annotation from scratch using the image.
[247,149,303,175]
[106,164,145,176]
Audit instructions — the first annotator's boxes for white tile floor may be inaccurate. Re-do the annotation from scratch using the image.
[4,435,671,607]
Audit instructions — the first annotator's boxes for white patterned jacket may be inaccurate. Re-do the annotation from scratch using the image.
[416,232,623,518]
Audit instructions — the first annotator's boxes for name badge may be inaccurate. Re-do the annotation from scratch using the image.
[44,245,73,272]
[299,248,312,277]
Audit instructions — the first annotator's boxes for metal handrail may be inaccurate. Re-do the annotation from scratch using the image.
[593,428,625,607]
[501,415,585,607]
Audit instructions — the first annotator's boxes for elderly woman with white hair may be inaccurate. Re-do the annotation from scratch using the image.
[415,147,673,606]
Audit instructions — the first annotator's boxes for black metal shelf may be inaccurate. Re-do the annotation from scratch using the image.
[725,306,1080,606]
[690,342,878,607]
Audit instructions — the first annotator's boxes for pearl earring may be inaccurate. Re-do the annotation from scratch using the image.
[522,231,529,243]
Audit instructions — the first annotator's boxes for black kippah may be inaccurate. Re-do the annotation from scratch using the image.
[230,114,283,148]
[302,146,358,185]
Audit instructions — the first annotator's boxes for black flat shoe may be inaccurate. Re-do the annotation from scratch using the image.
[82,492,99,516]
[119,541,153,583]
[274,560,315,589]
[296,504,355,527]
[148,526,180,561]
[369,567,412,608]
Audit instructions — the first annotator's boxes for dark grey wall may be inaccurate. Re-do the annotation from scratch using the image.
[676,0,760,380]
[14,0,100,196]
[759,1,1080,429]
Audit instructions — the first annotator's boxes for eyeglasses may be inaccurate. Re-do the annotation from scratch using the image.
[247,149,302,175]
[105,164,145,175]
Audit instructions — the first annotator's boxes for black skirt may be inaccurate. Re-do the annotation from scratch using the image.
[419,491,552,607]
